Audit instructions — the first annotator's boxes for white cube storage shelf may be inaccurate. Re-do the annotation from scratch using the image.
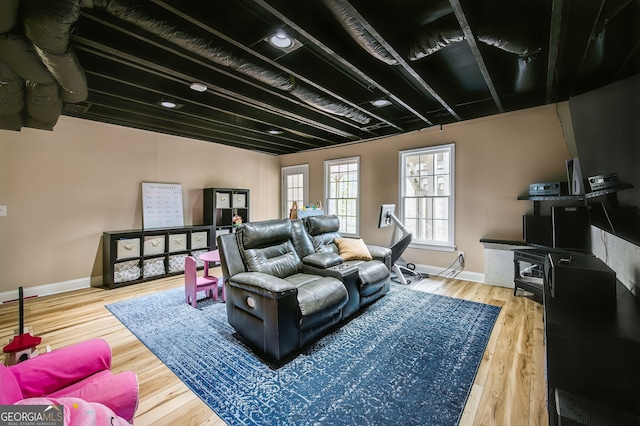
[116,238,140,260]
[168,234,187,252]
[203,187,250,249]
[103,225,214,289]
[143,236,165,256]
[191,232,208,249]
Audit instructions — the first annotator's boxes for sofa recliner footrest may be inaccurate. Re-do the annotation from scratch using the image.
[357,260,390,287]
[294,276,348,330]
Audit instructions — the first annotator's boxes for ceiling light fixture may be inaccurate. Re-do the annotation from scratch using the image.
[265,30,302,53]
[267,129,283,135]
[158,97,183,109]
[189,82,208,92]
[268,31,293,49]
[371,98,392,107]
[160,99,177,108]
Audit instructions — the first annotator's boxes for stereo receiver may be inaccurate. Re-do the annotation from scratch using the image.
[588,173,619,192]
[529,182,562,196]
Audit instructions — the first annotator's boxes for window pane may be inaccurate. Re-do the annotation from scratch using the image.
[420,176,433,196]
[400,145,454,246]
[326,158,359,235]
[405,155,421,177]
[286,172,305,211]
[433,197,448,219]
[433,219,449,242]
[404,197,417,218]
[421,154,434,175]
[436,152,449,175]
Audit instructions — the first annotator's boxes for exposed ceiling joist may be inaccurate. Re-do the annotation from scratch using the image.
[1,0,637,154]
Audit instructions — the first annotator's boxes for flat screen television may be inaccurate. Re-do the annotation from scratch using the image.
[378,204,396,228]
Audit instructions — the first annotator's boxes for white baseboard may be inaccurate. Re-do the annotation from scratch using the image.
[0,277,95,304]
[0,264,487,305]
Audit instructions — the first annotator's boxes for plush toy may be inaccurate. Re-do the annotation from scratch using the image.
[15,397,131,426]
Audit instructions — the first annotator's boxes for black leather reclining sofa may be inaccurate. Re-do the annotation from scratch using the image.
[217,215,391,361]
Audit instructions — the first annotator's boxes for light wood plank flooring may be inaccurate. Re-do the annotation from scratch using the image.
[0,270,547,425]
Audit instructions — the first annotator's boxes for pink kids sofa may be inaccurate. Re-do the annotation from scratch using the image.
[0,338,138,425]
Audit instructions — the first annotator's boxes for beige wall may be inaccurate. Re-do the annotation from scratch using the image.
[1,103,571,296]
[0,116,280,294]
[280,104,572,274]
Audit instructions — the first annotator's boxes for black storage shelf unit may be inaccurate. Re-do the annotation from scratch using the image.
[518,183,632,214]
[519,182,640,246]
[103,225,214,289]
[513,248,547,304]
[203,187,250,247]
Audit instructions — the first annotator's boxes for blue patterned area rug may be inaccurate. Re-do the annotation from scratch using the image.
[107,286,500,425]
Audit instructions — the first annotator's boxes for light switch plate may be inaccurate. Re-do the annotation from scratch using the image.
[0,205,6,216]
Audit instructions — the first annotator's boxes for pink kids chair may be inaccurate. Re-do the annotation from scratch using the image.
[0,338,138,425]
[185,255,219,307]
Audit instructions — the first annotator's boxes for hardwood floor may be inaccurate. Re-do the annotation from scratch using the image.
[0,270,547,425]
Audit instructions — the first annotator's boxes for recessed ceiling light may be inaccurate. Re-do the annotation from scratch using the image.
[265,30,302,53]
[267,129,283,135]
[371,98,392,107]
[269,31,293,49]
[189,82,208,92]
[158,97,183,109]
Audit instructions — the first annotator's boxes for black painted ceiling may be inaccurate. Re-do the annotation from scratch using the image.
[2,0,639,155]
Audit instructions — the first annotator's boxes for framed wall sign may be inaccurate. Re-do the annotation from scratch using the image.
[142,182,184,229]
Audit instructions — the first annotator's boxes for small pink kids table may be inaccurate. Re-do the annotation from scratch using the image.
[199,250,225,301]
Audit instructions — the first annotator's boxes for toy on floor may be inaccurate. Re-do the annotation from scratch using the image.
[3,286,41,366]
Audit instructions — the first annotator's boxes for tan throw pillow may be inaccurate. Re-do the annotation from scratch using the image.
[335,238,373,261]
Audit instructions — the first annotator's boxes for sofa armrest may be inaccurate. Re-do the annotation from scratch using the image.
[367,244,392,269]
[302,252,343,269]
[9,339,112,399]
[226,272,300,361]
[229,272,297,298]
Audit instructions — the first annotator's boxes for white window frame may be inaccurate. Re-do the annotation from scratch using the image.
[324,156,360,236]
[281,164,309,219]
[399,144,455,252]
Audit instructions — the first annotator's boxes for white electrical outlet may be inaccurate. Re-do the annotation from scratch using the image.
[458,251,464,259]
[0,205,6,216]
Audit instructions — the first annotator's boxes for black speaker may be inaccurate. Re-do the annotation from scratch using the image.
[547,253,616,310]
[523,215,552,247]
[552,206,590,251]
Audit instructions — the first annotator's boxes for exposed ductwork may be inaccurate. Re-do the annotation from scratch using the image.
[408,16,464,61]
[0,31,63,130]
[0,0,20,34]
[24,81,64,129]
[99,0,370,124]
[0,59,24,130]
[0,0,372,132]
[323,0,398,66]
[22,0,88,103]
[99,0,295,91]
[476,26,542,93]
[324,1,542,94]
[476,26,541,57]
[0,0,88,130]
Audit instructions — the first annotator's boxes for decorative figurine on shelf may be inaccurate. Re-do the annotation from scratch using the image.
[232,214,243,226]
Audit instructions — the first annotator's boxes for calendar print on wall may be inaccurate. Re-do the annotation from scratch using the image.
[142,182,184,229]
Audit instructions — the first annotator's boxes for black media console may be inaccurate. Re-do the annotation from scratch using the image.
[543,252,640,425]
